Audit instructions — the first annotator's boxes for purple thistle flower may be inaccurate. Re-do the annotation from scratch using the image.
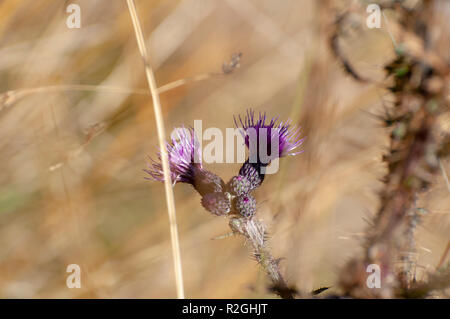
[144,127,201,185]
[234,109,304,163]
[145,127,225,195]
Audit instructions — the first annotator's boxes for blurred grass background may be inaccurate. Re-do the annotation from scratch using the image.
[0,0,448,298]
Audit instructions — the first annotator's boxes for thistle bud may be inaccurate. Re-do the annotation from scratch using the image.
[201,192,231,216]
[235,194,256,218]
[239,161,264,190]
[193,167,225,196]
[227,175,252,196]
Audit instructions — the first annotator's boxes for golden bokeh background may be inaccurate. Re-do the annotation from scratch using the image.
[0,0,448,298]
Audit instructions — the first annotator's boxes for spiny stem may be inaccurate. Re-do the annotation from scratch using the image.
[229,217,295,299]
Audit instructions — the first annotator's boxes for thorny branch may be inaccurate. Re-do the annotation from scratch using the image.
[336,0,450,298]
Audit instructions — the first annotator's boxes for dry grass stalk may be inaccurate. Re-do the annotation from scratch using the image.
[0,72,222,112]
[126,0,184,299]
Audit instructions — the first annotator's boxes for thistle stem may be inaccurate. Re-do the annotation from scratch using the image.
[229,217,294,299]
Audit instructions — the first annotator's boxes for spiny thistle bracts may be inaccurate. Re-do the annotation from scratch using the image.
[234,194,257,218]
[239,160,264,191]
[227,175,252,196]
[192,168,225,196]
[201,192,231,216]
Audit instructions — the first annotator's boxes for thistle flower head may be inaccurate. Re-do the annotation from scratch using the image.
[144,127,201,185]
[234,109,304,161]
